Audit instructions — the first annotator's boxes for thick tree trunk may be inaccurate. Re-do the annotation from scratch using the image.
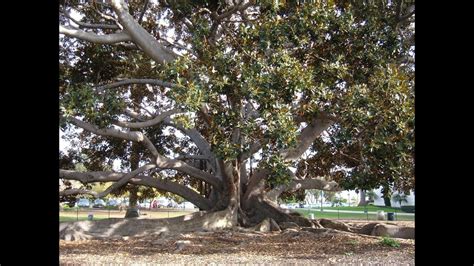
[382,185,392,207]
[125,130,141,218]
[218,161,240,225]
[358,190,367,206]
[384,196,392,207]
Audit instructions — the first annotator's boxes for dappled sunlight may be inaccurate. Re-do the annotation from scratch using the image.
[60,227,414,264]
[183,214,195,221]
[209,218,230,229]
[158,227,169,232]
[103,219,128,236]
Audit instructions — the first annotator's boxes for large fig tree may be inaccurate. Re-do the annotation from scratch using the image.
[59,0,414,227]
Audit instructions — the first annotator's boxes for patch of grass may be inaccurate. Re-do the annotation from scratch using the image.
[347,240,359,246]
[380,236,400,248]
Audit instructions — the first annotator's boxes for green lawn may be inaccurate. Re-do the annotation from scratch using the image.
[60,216,107,222]
[295,209,414,221]
[320,205,407,213]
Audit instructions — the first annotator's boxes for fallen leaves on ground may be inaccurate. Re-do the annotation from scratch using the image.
[60,220,414,265]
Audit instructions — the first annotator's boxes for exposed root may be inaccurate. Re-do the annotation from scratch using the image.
[244,198,316,228]
[316,219,415,239]
[319,218,355,232]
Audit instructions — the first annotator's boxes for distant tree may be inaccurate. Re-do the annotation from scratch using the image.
[332,197,346,207]
[366,190,379,203]
[324,191,337,203]
[382,185,393,207]
[350,195,358,206]
[392,193,408,206]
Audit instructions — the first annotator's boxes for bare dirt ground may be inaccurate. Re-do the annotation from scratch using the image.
[60,220,414,265]
[60,208,195,220]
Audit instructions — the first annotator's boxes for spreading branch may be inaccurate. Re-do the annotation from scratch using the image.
[115,109,182,128]
[241,140,265,161]
[60,188,98,197]
[157,158,222,189]
[123,109,149,121]
[96,78,177,91]
[137,0,149,24]
[243,114,336,200]
[163,119,215,165]
[110,0,178,64]
[65,116,160,158]
[266,176,341,203]
[61,9,120,29]
[398,5,415,23]
[214,1,255,21]
[64,116,222,188]
[59,25,130,44]
[160,38,194,54]
[96,163,157,198]
[281,116,335,162]
[59,170,213,210]
[175,154,210,161]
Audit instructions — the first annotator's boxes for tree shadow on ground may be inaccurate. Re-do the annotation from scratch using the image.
[59,210,235,241]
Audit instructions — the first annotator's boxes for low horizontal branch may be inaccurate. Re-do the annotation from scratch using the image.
[59,170,213,210]
[59,189,98,197]
[60,25,131,44]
